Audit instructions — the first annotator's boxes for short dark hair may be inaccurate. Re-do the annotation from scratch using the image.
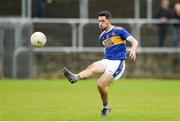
[98,11,112,19]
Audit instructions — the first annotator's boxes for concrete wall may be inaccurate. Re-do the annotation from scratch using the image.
[33,52,180,79]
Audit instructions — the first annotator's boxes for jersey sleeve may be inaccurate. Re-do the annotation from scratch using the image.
[119,28,131,40]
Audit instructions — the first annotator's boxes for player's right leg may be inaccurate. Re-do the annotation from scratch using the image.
[63,67,78,83]
[78,61,105,79]
[63,61,105,83]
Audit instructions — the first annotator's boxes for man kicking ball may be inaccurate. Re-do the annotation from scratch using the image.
[63,10,138,117]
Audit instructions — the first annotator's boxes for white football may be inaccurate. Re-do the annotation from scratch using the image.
[30,32,46,48]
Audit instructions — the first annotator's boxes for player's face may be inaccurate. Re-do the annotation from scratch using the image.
[98,16,111,30]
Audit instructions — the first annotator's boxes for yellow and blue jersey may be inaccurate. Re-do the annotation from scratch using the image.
[99,26,131,60]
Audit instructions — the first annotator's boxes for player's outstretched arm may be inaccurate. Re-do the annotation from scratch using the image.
[127,36,138,61]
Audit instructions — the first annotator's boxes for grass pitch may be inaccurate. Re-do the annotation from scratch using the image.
[0,79,180,120]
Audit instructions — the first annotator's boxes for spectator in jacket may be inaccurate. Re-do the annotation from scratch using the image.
[156,0,172,47]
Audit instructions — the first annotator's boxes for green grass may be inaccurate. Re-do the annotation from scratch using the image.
[0,79,180,120]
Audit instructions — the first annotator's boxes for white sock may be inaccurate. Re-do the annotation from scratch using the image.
[75,74,81,80]
[103,103,109,109]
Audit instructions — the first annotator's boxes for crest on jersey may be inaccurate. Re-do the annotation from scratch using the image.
[112,32,116,36]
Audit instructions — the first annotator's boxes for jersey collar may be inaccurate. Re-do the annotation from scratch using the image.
[105,25,114,33]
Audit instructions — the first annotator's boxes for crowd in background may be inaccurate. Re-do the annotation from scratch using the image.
[156,0,180,47]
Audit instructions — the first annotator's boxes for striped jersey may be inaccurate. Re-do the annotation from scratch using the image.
[99,26,131,60]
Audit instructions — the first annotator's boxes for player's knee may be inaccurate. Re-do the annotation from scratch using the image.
[96,81,105,89]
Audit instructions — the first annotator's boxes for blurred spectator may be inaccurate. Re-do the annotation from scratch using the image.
[156,0,172,47]
[37,0,52,18]
[173,3,180,47]
[37,0,46,18]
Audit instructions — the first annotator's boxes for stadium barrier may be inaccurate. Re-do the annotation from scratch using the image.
[0,17,179,78]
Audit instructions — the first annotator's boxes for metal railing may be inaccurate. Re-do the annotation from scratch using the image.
[0,17,179,53]
[31,18,180,53]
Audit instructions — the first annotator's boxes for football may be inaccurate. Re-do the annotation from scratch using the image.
[30,32,46,48]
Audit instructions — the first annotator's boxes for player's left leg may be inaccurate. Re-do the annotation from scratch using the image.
[97,59,126,116]
[96,72,113,116]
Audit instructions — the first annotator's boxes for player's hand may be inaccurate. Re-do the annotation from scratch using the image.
[128,48,136,61]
